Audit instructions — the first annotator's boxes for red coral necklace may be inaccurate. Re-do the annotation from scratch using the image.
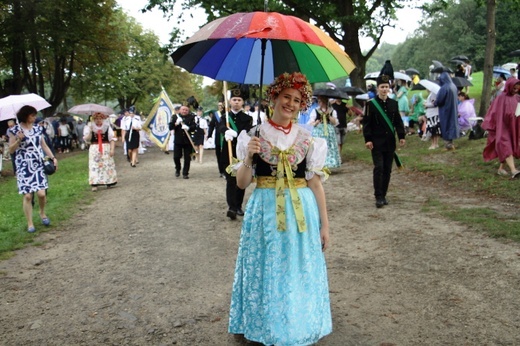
[268,119,292,134]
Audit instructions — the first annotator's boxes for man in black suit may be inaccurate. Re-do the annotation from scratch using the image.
[218,88,253,220]
[170,105,196,179]
[207,102,226,178]
[363,62,406,208]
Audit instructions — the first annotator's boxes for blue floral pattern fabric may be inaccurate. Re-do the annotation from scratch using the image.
[311,123,341,168]
[229,180,332,344]
[9,125,48,194]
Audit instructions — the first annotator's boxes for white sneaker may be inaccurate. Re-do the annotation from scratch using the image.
[421,133,431,141]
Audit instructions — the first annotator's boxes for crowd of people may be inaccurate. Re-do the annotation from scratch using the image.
[1,59,519,345]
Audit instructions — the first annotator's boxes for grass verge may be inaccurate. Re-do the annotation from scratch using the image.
[343,131,520,241]
[0,151,93,260]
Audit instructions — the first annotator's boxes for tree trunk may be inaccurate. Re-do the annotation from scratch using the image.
[478,0,496,117]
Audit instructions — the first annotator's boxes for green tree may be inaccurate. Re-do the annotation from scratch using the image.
[391,0,520,115]
[0,0,123,116]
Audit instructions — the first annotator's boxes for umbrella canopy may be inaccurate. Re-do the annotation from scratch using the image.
[417,79,440,94]
[450,59,466,65]
[451,77,473,88]
[431,60,444,68]
[451,55,470,62]
[502,62,517,70]
[431,66,453,74]
[364,71,411,82]
[405,68,420,76]
[338,86,365,96]
[0,93,51,122]
[313,88,349,100]
[68,103,114,116]
[204,109,218,117]
[355,93,370,101]
[507,49,520,57]
[493,67,512,79]
[171,11,356,85]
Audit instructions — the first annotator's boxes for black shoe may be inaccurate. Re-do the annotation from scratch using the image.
[183,175,189,179]
[164,151,169,154]
[226,209,237,220]
[383,198,389,205]
[175,171,180,177]
[375,199,385,208]
[236,209,244,216]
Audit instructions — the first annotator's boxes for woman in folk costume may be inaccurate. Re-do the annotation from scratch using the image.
[83,112,117,191]
[482,77,520,178]
[228,72,332,346]
[307,95,342,168]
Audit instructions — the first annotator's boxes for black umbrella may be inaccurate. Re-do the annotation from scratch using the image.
[432,60,444,68]
[451,77,473,88]
[338,86,365,96]
[451,55,470,62]
[431,66,453,73]
[450,59,466,65]
[507,49,520,57]
[405,68,420,76]
[313,88,349,100]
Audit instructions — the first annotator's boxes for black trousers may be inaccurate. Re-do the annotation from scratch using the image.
[371,150,394,199]
[215,137,225,174]
[225,172,245,211]
[174,143,193,176]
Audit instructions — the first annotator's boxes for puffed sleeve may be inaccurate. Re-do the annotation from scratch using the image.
[83,125,92,142]
[305,137,329,182]
[226,130,251,175]
[108,126,116,141]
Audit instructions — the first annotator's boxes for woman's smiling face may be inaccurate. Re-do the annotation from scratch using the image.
[272,88,302,124]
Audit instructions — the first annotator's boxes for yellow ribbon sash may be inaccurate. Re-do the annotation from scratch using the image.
[271,147,307,232]
[318,109,329,137]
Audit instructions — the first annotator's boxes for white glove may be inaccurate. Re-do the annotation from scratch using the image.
[224,129,238,142]
[175,117,182,125]
[181,124,189,131]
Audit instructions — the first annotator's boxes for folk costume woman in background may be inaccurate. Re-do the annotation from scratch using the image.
[307,95,342,168]
[83,112,117,191]
[8,105,58,233]
[228,72,332,345]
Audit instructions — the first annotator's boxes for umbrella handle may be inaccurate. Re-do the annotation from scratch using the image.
[223,81,233,165]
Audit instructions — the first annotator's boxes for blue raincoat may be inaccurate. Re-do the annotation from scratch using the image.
[435,72,460,141]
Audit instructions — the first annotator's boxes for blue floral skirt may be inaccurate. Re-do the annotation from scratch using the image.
[229,187,332,346]
[312,124,342,168]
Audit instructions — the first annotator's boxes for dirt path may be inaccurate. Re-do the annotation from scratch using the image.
[1,144,519,345]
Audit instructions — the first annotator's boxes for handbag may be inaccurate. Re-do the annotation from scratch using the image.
[43,157,56,175]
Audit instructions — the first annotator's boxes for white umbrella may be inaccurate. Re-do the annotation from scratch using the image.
[68,103,114,116]
[355,93,370,101]
[0,93,51,121]
[364,71,411,82]
[418,79,440,94]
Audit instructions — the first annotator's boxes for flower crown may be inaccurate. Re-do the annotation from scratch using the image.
[266,72,313,110]
[92,112,108,119]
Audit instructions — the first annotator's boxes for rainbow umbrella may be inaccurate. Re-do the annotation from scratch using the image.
[171,11,356,85]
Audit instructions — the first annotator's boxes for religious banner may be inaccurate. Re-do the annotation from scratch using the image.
[142,90,175,150]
